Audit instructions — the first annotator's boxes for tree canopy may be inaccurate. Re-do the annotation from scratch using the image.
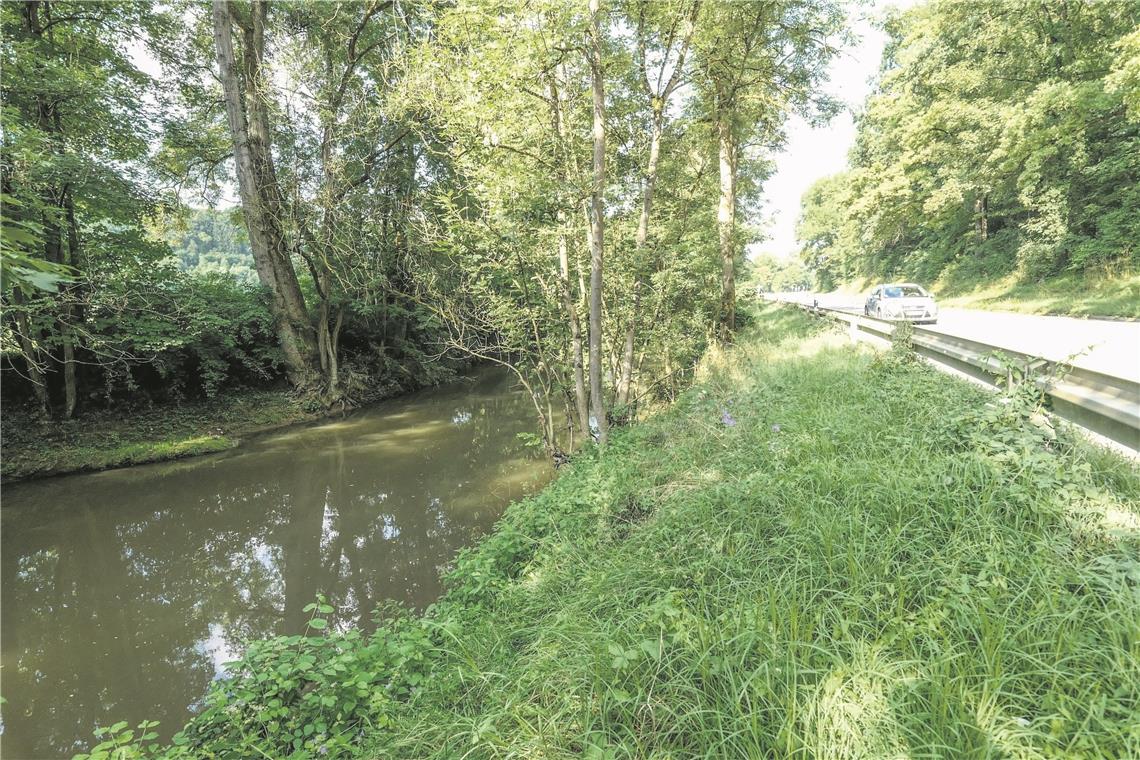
[3,0,843,457]
[798,0,1140,291]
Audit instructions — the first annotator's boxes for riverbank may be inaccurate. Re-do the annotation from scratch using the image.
[1,390,332,483]
[0,366,473,483]
[83,303,1140,759]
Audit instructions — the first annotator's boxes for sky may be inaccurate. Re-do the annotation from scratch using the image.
[758,0,916,261]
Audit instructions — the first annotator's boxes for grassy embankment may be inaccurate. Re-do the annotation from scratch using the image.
[937,271,1140,320]
[360,306,1139,758]
[0,390,323,482]
[834,271,1139,319]
[92,304,1138,759]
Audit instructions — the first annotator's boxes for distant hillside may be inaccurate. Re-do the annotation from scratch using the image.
[797,2,1139,295]
[163,207,258,284]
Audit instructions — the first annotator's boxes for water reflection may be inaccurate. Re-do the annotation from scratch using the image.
[0,368,551,759]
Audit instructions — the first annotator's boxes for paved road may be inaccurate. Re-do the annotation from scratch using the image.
[771,292,1140,382]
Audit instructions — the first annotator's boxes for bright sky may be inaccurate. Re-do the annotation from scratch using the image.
[757,0,918,261]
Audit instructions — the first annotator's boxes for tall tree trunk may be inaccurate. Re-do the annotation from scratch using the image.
[213,0,321,388]
[10,289,49,416]
[548,71,590,437]
[716,111,737,342]
[616,112,664,407]
[975,194,988,242]
[587,0,608,446]
[559,225,590,436]
[313,48,342,396]
[61,188,80,418]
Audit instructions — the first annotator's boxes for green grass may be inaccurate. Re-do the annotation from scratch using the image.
[935,271,1140,319]
[114,304,1139,759]
[0,390,319,481]
[364,304,1140,758]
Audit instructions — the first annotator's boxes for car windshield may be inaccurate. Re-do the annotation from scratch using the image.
[883,285,927,298]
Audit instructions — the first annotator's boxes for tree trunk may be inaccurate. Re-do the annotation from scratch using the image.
[10,289,49,416]
[975,194,988,242]
[616,111,664,407]
[61,188,80,418]
[716,112,737,342]
[587,0,608,446]
[548,71,590,438]
[213,0,320,388]
[559,226,590,436]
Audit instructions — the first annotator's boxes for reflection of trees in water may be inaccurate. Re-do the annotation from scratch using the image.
[0,369,546,758]
[1,476,290,758]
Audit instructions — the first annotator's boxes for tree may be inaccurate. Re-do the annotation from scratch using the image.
[1,0,169,418]
[586,0,608,446]
[801,1,1140,287]
[613,0,700,408]
[693,0,844,340]
[212,0,321,388]
[796,172,857,290]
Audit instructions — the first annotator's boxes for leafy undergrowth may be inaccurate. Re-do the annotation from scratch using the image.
[1,391,323,482]
[81,305,1140,759]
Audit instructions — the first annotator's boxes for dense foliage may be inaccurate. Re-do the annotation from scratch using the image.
[162,208,257,284]
[3,0,842,459]
[748,252,813,292]
[798,0,1140,291]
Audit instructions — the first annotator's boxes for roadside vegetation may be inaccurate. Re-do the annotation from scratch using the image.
[82,304,1140,759]
[936,271,1140,320]
[797,2,1139,318]
[829,272,1140,320]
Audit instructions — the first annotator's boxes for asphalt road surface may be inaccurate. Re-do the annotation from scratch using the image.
[771,291,1140,382]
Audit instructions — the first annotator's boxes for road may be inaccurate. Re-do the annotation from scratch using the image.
[771,291,1140,382]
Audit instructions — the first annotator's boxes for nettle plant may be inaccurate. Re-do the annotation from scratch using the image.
[72,720,162,760]
[77,596,438,760]
[949,351,1069,462]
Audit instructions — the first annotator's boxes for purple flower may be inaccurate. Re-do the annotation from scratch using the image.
[721,410,737,427]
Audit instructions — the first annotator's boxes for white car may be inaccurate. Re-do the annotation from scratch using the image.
[864,283,938,324]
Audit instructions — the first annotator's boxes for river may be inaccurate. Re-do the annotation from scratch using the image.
[0,368,553,758]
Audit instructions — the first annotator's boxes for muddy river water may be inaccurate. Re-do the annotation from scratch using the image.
[0,368,552,758]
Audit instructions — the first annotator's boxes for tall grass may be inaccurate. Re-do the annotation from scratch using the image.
[367,304,1139,759]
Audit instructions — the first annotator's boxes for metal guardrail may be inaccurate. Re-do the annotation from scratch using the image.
[777,299,1140,452]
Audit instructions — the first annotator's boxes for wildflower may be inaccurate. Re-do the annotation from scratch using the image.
[721,410,737,427]
[771,424,781,433]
